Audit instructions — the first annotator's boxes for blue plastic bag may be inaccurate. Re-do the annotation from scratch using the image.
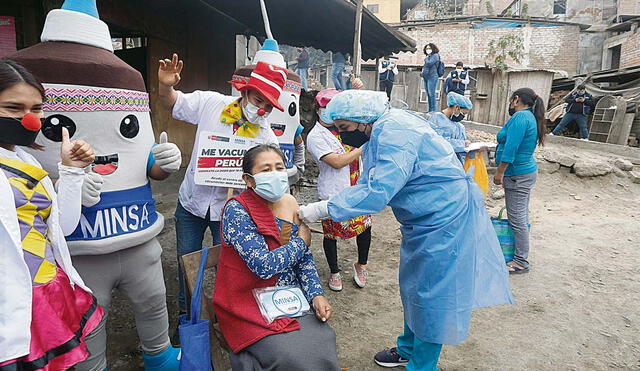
[179,248,213,371]
[491,207,530,262]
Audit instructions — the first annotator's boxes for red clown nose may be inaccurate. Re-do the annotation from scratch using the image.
[257,108,266,116]
[21,113,42,131]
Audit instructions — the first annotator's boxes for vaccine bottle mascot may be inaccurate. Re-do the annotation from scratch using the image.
[232,1,305,185]
[10,0,182,369]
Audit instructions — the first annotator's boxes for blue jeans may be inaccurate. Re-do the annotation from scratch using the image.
[296,68,308,90]
[396,322,442,371]
[552,112,589,139]
[174,202,220,311]
[424,77,439,112]
[332,62,345,90]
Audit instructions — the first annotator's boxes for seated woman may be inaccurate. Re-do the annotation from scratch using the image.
[213,145,340,371]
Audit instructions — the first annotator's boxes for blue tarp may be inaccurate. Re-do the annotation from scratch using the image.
[472,20,559,29]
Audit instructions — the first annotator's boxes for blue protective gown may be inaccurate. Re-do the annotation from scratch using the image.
[428,112,467,163]
[327,108,513,345]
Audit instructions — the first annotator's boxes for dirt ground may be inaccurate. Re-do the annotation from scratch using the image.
[105,139,640,370]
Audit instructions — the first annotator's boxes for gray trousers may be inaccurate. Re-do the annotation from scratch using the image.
[503,171,537,268]
[72,238,171,370]
[230,314,340,371]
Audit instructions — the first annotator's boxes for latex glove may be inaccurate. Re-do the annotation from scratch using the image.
[298,200,329,224]
[294,141,306,175]
[82,172,103,207]
[152,132,182,173]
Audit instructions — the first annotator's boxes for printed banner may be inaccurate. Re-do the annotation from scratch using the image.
[195,131,257,188]
[0,16,17,58]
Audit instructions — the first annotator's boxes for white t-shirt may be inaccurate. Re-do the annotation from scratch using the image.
[306,123,352,201]
[172,90,279,221]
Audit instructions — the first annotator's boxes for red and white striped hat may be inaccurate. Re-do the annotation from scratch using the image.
[230,61,287,111]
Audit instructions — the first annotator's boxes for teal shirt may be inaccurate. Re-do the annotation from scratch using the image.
[496,109,538,176]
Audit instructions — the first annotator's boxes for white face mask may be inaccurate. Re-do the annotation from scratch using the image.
[426,48,432,55]
[243,101,270,125]
[456,68,463,72]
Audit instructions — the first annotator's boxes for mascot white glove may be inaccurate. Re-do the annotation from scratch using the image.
[298,200,330,224]
[82,172,104,207]
[152,132,182,173]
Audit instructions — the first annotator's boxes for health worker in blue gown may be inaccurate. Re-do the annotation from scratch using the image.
[298,90,513,371]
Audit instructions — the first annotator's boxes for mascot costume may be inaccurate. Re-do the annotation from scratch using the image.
[10,0,182,369]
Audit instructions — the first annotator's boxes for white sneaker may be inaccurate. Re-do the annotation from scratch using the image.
[328,273,343,291]
[580,138,589,142]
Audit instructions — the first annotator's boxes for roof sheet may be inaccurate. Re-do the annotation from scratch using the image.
[202,0,417,60]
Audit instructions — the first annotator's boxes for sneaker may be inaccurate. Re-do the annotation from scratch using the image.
[580,138,589,142]
[328,273,343,291]
[548,132,555,136]
[374,347,409,368]
[353,263,368,288]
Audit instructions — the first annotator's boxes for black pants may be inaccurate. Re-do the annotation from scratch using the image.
[379,80,393,100]
[323,227,372,274]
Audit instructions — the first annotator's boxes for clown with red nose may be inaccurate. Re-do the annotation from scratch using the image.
[157,54,287,320]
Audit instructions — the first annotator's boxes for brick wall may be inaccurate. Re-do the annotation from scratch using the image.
[394,23,580,75]
[618,0,640,16]
[621,30,640,68]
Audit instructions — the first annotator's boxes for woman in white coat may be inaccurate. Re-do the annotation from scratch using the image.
[0,59,103,370]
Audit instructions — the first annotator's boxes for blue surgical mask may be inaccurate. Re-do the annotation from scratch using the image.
[249,171,289,202]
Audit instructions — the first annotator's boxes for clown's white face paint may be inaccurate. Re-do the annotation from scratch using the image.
[26,83,154,193]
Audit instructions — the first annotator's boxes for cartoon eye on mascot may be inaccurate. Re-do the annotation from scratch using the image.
[10,0,182,369]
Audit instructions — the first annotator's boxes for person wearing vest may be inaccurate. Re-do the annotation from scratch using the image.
[378,57,399,100]
[445,62,470,96]
[213,145,339,370]
[0,59,104,370]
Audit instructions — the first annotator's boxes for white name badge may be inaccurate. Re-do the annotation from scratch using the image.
[253,286,311,324]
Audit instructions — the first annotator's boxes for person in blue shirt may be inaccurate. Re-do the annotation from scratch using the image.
[331,52,346,91]
[298,90,513,371]
[428,92,472,163]
[494,88,546,274]
[420,43,441,112]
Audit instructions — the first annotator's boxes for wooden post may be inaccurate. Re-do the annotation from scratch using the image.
[374,57,380,92]
[353,0,364,76]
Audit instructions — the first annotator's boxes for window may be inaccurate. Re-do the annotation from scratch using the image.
[366,4,379,13]
[414,10,428,19]
[553,0,567,15]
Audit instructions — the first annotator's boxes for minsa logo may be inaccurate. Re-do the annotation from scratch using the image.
[272,289,302,315]
[208,135,229,142]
